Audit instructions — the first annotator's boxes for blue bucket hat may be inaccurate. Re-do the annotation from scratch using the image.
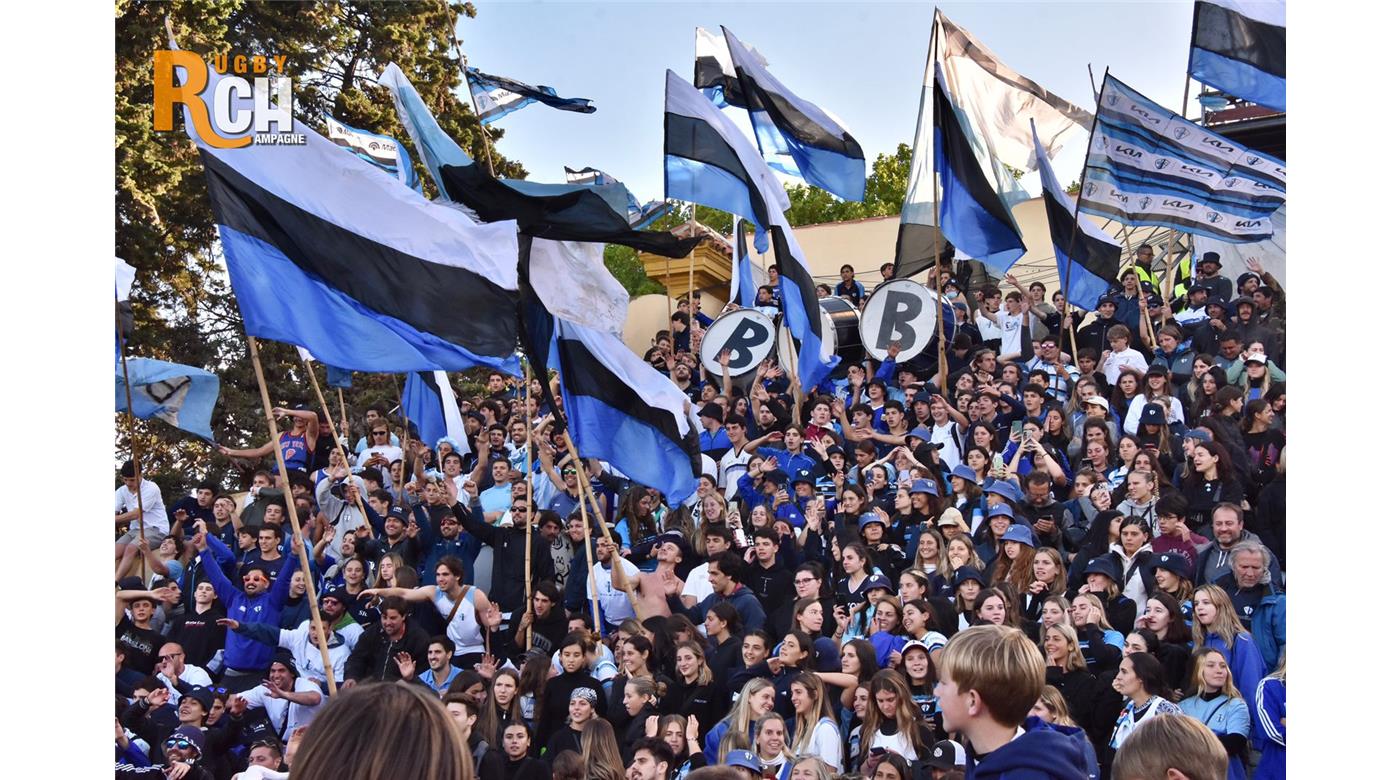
[1000,524,1035,547]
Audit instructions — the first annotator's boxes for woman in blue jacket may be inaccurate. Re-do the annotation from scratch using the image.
[703,677,775,763]
[1177,648,1252,780]
[1191,584,1265,745]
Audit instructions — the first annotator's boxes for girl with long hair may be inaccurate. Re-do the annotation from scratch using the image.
[858,670,933,765]
[1041,622,1112,748]
[1192,585,1266,731]
[971,589,1014,629]
[1135,592,1193,690]
[618,676,665,760]
[536,632,608,754]
[703,603,744,687]
[479,668,522,745]
[989,528,1036,596]
[899,600,948,659]
[951,567,984,630]
[517,652,551,731]
[672,639,722,738]
[896,639,938,729]
[1109,516,1156,616]
[580,720,627,780]
[1177,648,1252,780]
[1069,593,1125,675]
[833,543,875,618]
[789,671,843,772]
[752,712,796,780]
[1126,365,1185,433]
[648,714,704,780]
[1022,547,1068,624]
[940,533,984,584]
[1029,685,1101,777]
[1107,653,1182,770]
[907,532,947,593]
[703,677,776,763]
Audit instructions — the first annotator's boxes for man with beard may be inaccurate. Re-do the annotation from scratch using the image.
[195,521,298,693]
[233,650,324,744]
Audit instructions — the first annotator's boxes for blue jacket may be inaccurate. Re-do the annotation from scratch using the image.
[968,716,1091,780]
[1204,632,1265,748]
[200,534,295,672]
[1252,591,1286,672]
[682,585,767,646]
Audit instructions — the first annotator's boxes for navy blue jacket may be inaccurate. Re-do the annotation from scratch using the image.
[199,535,295,672]
[969,716,1091,780]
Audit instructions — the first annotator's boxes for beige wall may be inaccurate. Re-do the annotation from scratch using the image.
[623,196,1143,352]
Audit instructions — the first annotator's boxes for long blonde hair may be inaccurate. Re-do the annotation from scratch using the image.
[1036,685,1079,728]
[859,671,927,762]
[788,672,834,758]
[752,712,795,761]
[1042,622,1088,673]
[581,720,627,780]
[1192,584,1249,650]
[1188,647,1242,700]
[718,678,775,756]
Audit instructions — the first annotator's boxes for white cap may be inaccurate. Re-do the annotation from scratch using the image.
[1244,352,1268,364]
[1082,395,1110,410]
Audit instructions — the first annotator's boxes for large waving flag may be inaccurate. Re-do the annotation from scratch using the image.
[1033,121,1121,311]
[467,67,596,123]
[1189,1,1285,112]
[1078,73,1286,243]
[519,257,701,505]
[118,357,220,442]
[171,56,522,374]
[694,27,768,108]
[895,10,1091,278]
[664,69,836,390]
[380,64,697,258]
[403,371,469,453]
[324,115,420,191]
[718,27,866,202]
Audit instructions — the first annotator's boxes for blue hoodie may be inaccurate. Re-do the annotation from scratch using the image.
[968,717,1090,780]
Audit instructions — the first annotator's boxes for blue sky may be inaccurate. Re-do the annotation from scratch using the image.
[455,1,1198,202]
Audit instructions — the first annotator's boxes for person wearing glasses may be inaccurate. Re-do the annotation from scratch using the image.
[154,641,213,702]
[150,726,216,780]
[353,418,403,475]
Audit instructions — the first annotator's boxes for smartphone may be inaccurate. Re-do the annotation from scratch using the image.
[727,501,740,514]
[1011,420,1024,438]
[992,453,1005,472]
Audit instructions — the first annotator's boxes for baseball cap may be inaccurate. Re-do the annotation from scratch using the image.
[929,740,967,770]
[1245,352,1268,365]
[725,751,762,774]
[1082,396,1110,411]
[1000,524,1035,547]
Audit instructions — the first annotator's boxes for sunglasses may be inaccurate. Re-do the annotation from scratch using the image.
[164,737,195,750]
[511,506,527,512]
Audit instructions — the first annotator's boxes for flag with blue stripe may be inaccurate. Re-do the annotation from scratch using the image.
[117,357,220,442]
[324,115,420,191]
[721,27,866,202]
[1033,121,1121,312]
[728,218,761,307]
[380,65,698,258]
[173,58,522,374]
[467,66,596,123]
[403,371,469,454]
[1077,73,1286,243]
[518,252,701,505]
[1189,0,1285,112]
[664,69,836,390]
[564,166,673,228]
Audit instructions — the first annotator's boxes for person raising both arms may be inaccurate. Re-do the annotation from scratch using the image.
[218,404,320,477]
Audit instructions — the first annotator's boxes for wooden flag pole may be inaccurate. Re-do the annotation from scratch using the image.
[687,209,698,349]
[115,304,148,579]
[929,17,950,398]
[444,17,498,179]
[303,359,374,528]
[336,387,350,455]
[523,359,535,652]
[247,337,339,693]
[395,378,411,509]
[560,430,604,632]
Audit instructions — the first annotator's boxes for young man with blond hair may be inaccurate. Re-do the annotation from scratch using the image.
[1110,713,1227,780]
[934,624,1088,779]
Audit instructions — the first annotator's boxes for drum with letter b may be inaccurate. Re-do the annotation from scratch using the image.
[859,279,955,379]
[699,308,777,377]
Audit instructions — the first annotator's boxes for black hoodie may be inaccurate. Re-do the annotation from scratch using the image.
[535,669,607,754]
[509,602,568,658]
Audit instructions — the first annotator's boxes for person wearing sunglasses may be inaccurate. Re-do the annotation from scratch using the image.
[156,726,215,780]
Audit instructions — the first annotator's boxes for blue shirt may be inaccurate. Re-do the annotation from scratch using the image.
[699,428,732,452]
[419,665,463,695]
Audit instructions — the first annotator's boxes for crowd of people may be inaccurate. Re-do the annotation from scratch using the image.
[115,247,1285,779]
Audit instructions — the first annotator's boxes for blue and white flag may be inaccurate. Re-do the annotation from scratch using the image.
[1189,0,1285,112]
[173,57,522,374]
[117,357,220,442]
[519,262,701,506]
[631,199,672,229]
[720,27,866,202]
[895,10,1091,278]
[380,64,697,258]
[403,371,469,454]
[664,69,836,390]
[1033,121,1121,312]
[296,346,354,389]
[1078,73,1286,243]
[728,217,762,308]
[467,66,596,124]
[324,115,420,191]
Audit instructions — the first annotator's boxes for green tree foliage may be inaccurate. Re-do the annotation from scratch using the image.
[603,245,665,298]
[115,0,514,492]
[785,143,912,226]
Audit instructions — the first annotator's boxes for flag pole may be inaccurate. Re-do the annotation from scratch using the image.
[115,302,148,578]
[395,378,411,510]
[336,387,350,456]
[444,16,498,178]
[303,358,374,534]
[687,207,698,352]
[1061,71,1110,362]
[523,357,535,652]
[930,12,949,397]
[561,429,604,632]
[247,337,339,693]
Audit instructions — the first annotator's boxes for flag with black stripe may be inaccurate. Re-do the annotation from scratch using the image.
[720,27,866,202]
[663,69,837,390]
[466,66,596,123]
[177,62,521,374]
[403,371,469,453]
[380,64,698,258]
[517,245,701,505]
[1189,0,1285,112]
[1033,121,1120,311]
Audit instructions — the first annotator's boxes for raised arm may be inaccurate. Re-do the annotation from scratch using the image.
[359,584,437,603]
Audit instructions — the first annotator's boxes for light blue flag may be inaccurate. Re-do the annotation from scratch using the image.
[403,371,469,453]
[117,358,220,442]
[324,115,421,191]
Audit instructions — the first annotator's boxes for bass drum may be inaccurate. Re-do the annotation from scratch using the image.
[903,292,958,381]
[776,296,864,377]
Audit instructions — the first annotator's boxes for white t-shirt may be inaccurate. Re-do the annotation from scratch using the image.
[355,444,403,469]
[239,676,324,740]
[719,446,751,499]
[158,665,212,702]
[592,559,641,626]
[795,717,844,770]
[1103,348,1149,386]
[926,419,965,468]
[682,564,715,626]
[115,480,169,535]
[996,310,1027,358]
